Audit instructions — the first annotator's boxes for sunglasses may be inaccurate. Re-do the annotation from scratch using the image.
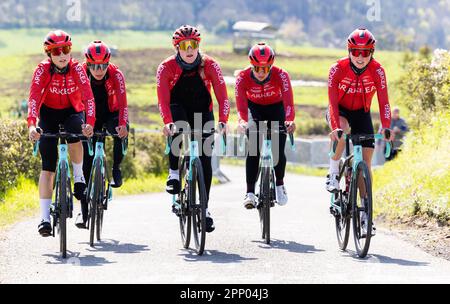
[178,40,199,51]
[253,65,271,74]
[87,63,109,71]
[49,45,72,56]
[350,49,373,58]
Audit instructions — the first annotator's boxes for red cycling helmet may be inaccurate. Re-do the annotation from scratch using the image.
[43,30,72,52]
[172,25,201,46]
[248,43,275,66]
[347,28,376,50]
[84,40,111,64]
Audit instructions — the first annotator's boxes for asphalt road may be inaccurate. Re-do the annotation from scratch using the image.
[1,165,449,283]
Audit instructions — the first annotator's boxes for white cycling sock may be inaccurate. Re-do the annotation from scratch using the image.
[72,162,85,183]
[329,158,340,175]
[40,199,52,222]
[169,169,180,180]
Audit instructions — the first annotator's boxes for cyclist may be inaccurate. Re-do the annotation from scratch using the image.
[27,30,95,237]
[235,42,296,210]
[325,28,394,235]
[75,40,129,229]
[157,25,230,233]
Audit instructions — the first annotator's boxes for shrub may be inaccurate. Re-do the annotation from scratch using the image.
[0,119,40,197]
[0,120,169,198]
[398,49,450,128]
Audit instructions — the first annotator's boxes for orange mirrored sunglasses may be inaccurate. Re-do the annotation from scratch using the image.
[178,40,199,51]
[49,45,72,56]
[253,65,271,74]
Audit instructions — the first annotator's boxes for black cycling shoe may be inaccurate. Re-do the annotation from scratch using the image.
[111,168,122,188]
[75,199,88,229]
[38,220,52,237]
[75,213,87,229]
[166,178,181,195]
[205,216,215,233]
[74,182,87,201]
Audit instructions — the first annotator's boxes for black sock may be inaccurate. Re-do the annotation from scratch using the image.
[276,179,284,186]
[81,199,88,222]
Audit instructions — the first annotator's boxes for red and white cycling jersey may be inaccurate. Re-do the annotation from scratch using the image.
[83,63,129,127]
[328,57,391,130]
[235,66,295,123]
[27,58,95,127]
[156,55,230,124]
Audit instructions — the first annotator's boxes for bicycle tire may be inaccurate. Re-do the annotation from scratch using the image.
[179,157,191,249]
[59,163,68,258]
[190,158,207,256]
[89,158,101,247]
[96,167,106,242]
[259,166,271,245]
[334,159,351,251]
[352,161,373,258]
[96,178,104,242]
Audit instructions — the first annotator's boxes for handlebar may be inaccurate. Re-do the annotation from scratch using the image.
[32,127,128,157]
[32,127,88,157]
[238,129,296,153]
[164,125,226,156]
[329,130,392,158]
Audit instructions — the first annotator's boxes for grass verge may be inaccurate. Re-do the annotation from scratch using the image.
[373,111,450,226]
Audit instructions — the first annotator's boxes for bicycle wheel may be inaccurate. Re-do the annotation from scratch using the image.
[352,161,373,258]
[190,158,207,256]
[258,167,271,245]
[178,157,191,249]
[334,160,351,251]
[95,172,108,241]
[89,159,102,247]
[58,163,68,258]
[96,175,105,242]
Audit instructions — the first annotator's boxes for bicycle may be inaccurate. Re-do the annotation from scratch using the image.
[166,124,226,256]
[33,125,87,259]
[85,126,128,247]
[329,130,391,258]
[239,122,295,245]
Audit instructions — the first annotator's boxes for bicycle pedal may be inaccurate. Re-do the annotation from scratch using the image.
[172,205,181,216]
[330,206,336,215]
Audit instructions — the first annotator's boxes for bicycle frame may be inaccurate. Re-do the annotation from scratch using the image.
[89,140,112,201]
[54,140,72,213]
[330,134,390,212]
[35,137,73,223]
[56,142,71,187]
[261,137,274,170]
[167,130,221,211]
[188,137,200,182]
